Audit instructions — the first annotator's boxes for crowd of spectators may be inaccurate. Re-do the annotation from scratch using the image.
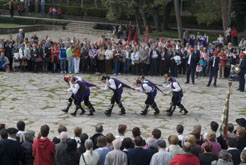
[0,119,246,165]
[1,29,246,81]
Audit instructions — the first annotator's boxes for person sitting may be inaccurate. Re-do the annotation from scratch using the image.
[48,7,53,17]
[0,51,10,72]
[229,67,238,81]
[17,4,24,16]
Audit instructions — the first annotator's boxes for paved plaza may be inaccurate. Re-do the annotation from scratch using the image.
[0,72,245,141]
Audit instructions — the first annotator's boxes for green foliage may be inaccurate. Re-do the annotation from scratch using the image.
[86,8,108,17]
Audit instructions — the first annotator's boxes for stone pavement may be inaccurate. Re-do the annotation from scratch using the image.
[0,72,245,141]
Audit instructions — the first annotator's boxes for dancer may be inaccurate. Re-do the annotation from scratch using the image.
[62,76,95,116]
[163,77,188,116]
[135,80,160,115]
[138,75,164,94]
[97,76,133,116]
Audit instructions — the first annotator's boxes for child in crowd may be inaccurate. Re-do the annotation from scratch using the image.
[196,63,203,78]
[176,124,185,147]
[71,127,82,149]
[199,57,207,76]
[229,67,238,81]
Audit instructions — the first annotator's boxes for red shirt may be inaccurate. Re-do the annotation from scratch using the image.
[51,47,60,63]
[32,137,56,165]
[231,29,238,37]
[170,154,200,165]
[218,52,227,66]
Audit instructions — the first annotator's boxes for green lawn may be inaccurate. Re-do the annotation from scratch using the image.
[0,23,22,28]
[149,30,219,42]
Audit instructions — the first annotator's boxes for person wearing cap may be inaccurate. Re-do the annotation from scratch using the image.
[207,51,220,87]
[185,48,198,84]
[0,127,24,164]
[150,140,174,165]
[21,130,35,165]
[238,52,246,92]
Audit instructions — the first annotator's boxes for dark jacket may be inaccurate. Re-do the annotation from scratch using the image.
[62,150,81,165]
[147,146,158,159]
[150,50,160,63]
[186,52,198,69]
[0,139,24,165]
[198,152,218,165]
[21,140,34,165]
[209,56,220,71]
[239,57,246,74]
[128,147,151,165]
[228,148,241,165]
[55,142,67,165]
[91,133,104,150]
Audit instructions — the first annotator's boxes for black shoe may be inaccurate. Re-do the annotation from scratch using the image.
[166,109,171,113]
[71,112,77,116]
[167,112,173,116]
[62,109,68,113]
[104,110,112,116]
[185,82,189,84]
[184,109,188,115]
[206,84,210,87]
[119,111,126,115]
[80,109,86,115]
[179,109,183,113]
[240,90,244,92]
[87,111,94,116]
[154,110,160,115]
[213,84,217,87]
[140,110,147,115]
[192,82,195,85]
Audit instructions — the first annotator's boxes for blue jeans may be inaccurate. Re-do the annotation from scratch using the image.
[41,3,45,14]
[68,56,74,73]
[114,61,120,75]
[60,59,66,72]
[123,59,130,74]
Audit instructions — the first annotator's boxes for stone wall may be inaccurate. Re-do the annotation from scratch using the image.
[0,25,63,34]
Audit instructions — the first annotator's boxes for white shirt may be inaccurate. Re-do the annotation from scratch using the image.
[188,54,192,65]
[212,57,216,67]
[135,83,153,93]
[152,51,158,59]
[101,79,121,91]
[131,51,140,65]
[67,81,79,94]
[105,49,113,60]
[164,82,181,94]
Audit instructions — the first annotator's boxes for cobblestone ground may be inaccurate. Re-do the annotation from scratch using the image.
[0,72,245,141]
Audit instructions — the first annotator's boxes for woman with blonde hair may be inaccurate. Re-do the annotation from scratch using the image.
[185,134,202,157]
[167,135,183,156]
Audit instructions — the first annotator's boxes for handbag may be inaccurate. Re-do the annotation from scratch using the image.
[35,57,43,63]
[21,59,27,66]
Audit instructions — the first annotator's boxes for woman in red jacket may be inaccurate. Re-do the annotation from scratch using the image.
[218,49,227,79]
[51,43,60,73]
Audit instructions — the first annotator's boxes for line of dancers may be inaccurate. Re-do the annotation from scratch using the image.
[61,75,188,117]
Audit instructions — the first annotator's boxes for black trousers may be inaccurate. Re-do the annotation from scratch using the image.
[239,72,245,91]
[111,90,121,105]
[145,93,154,105]
[150,59,159,76]
[208,68,218,85]
[186,65,195,83]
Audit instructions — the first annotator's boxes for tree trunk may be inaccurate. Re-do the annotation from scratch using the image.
[227,0,232,26]
[135,11,143,35]
[153,7,161,32]
[140,8,148,28]
[221,0,230,32]
[174,0,183,39]
[94,0,98,8]
[81,0,83,7]
[161,1,173,31]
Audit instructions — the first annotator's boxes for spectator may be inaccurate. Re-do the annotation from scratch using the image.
[57,8,62,19]
[201,131,221,156]
[91,124,104,149]
[48,7,53,17]
[79,139,99,165]
[176,124,185,147]
[53,124,67,144]
[170,142,200,165]
[231,27,238,46]
[9,0,15,17]
[0,51,10,72]
[218,49,227,79]
[115,124,127,141]
[211,150,233,165]
[236,126,246,152]
[94,136,112,165]
[241,149,246,164]
[191,129,203,145]
[16,120,26,144]
[22,130,35,165]
[78,133,89,154]
[185,134,202,157]
[105,138,128,165]
[228,123,234,134]
[146,137,158,158]
[150,140,174,165]
[132,127,141,138]
[16,29,25,44]
[166,135,183,156]
[32,125,56,165]
[198,142,218,165]
[121,137,134,154]
[227,133,241,165]
[41,0,45,14]
[152,128,161,148]
[55,132,68,165]
[0,128,8,142]
[62,139,81,165]
[0,128,24,164]
[106,133,115,149]
[71,127,82,149]
[128,136,151,165]
[17,4,24,16]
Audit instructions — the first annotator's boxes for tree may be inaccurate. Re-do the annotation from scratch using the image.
[221,0,231,32]
[174,0,182,39]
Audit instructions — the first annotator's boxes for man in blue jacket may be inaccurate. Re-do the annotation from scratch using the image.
[185,48,198,84]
